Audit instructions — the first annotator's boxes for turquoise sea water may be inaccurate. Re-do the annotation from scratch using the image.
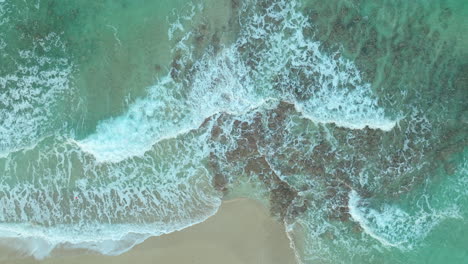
[0,0,466,263]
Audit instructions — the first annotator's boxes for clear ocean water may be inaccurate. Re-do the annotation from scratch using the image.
[0,0,466,263]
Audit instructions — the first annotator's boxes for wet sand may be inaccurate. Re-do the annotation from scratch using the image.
[0,198,297,264]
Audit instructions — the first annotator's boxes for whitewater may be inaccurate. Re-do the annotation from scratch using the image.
[0,0,466,263]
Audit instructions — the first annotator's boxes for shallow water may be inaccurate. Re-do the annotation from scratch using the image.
[0,0,466,263]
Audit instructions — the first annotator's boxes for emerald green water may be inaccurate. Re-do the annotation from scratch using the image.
[0,0,466,263]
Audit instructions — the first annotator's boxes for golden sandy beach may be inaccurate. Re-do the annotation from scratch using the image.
[0,199,297,264]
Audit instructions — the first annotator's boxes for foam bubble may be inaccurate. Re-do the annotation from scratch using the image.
[79,0,396,163]
[0,214,221,259]
[0,2,7,27]
[0,132,222,259]
[1,0,403,260]
[0,33,74,157]
[348,190,461,250]
[236,0,397,131]
[76,48,262,163]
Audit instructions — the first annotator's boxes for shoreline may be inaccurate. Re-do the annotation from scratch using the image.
[0,198,297,264]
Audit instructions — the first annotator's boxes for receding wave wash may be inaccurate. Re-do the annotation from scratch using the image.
[0,0,466,263]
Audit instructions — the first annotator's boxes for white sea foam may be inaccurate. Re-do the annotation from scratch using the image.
[236,0,397,131]
[76,47,262,163]
[0,1,7,27]
[286,183,463,264]
[0,133,222,259]
[1,0,402,260]
[78,0,396,163]
[348,190,461,250]
[0,33,74,157]
[0,216,219,259]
